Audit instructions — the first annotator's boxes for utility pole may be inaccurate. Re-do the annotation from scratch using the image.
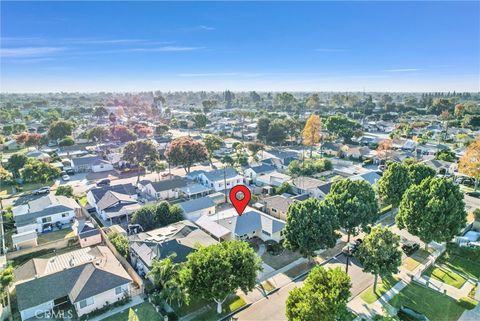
[223,166,227,203]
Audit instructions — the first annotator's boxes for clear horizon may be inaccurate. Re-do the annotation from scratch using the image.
[1,1,479,93]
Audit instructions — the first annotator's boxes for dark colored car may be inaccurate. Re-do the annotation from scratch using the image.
[402,242,420,255]
[342,239,363,256]
[96,179,111,187]
[66,169,75,175]
[466,191,480,198]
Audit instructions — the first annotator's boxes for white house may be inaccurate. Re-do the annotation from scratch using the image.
[137,177,187,200]
[14,246,133,320]
[12,194,80,234]
[197,168,244,192]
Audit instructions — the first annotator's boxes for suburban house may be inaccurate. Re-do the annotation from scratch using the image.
[129,220,217,276]
[291,177,325,198]
[255,171,291,188]
[262,149,299,170]
[196,206,285,242]
[71,155,114,173]
[2,139,23,151]
[320,142,342,156]
[137,177,187,200]
[196,168,244,192]
[422,159,455,175]
[244,164,276,185]
[73,220,102,248]
[12,194,81,235]
[14,246,133,320]
[178,196,216,222]
[262,195,294,221]
[87,184,140,223]
[341,145,374,160]
[178,183,212,199]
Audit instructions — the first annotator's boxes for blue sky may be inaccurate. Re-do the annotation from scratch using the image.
[1,1,479,93]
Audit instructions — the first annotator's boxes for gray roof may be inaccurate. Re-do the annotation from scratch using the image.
[317,182,333,195]
[72,155,101,167]
[178,197,215,213]
[216,209,285,236]
[89,184,137,202]
[202,168,238,181]
[358,171,381,185]
[129,220,217,267]
[14,205,74,227]
[248,164,276,174]
[149,178,187,192]
[14,246,131,311]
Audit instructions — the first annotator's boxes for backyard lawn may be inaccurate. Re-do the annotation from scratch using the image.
[194,295,246,321]
[37,228,75,245]
[424,265,467,289]
[439,245,480,280]
[102,302,162,321]
[360,276,399,304]
[261,248,302,270]
[389,283,466,321]
[403,249,430,272]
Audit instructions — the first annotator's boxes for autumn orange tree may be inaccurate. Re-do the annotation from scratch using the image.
[377,138,392,163]
[459,137,480,190]
[302,114,322,157]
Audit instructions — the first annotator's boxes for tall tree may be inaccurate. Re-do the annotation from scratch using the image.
[203,135,223,166]
[87,126,110,142]
[246,142,264,162]
[325,179,378,272]
[165,136,208,173]
[458,137,480,190]
[324,115,361,143]
[357,226,402,292]
[147,256,186,306]
[283,198,339,260]
[377,139,393,163]
[193,113,208,129]
[47,120,74,141]
[406,162,436,186]
[6,153,27,178]
[302,114,322,157]
[22,158,61,183]
[93,106,108,118]
[377,162,411,207]
[111,125,137,143]
[397,177,467,249]
[286,266,351,321]
[257,117,270,144]
[305,94,320,110]
[267,119,287,145]
[180,240,262,314]
[122,140,160,184]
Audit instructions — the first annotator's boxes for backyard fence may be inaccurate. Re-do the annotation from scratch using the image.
[5,236,78,260]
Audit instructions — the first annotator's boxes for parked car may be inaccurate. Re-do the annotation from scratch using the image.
[466,191,480,198]
[33,186,51,195]
[62,174,70,181]
[96,179,111,187]
[342,239,363,256]
[402,241,420,255]
[66,168,75,175]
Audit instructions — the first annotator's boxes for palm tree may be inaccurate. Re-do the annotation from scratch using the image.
[147,255,187,306]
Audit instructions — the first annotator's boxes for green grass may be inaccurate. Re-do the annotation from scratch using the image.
[172,297,211,317]
[194,296,246,321]
[37,228,75,245]
[389,283,466,321]
[77,195,88,206]
[360,276,399,304]
[439,245,480,280]
[284,261,312,278]
[261,248,302,270]
[101,302,162,321]
[424,265,467,289]
[261,280,276,292]
[403,249,430,272]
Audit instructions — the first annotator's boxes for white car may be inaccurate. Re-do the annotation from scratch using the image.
[62,174,70,181]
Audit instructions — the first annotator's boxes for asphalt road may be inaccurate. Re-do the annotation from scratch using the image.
[234,253,374,321]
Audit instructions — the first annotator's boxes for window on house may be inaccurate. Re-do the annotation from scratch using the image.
[42,217,52,223]
[115,285,125,295]
[262,230,271,236]
[79,297,94,309]
[272,208,277,213]
[61,213,68,218]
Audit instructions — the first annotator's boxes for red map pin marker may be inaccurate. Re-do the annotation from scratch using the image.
[229,185,251,216]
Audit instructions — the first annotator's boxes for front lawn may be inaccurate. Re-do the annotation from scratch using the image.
[389,283,466,321]
[403,249,430,272]
[439,245,480,280]
[102,302,162,321]
[261,248,302,270]
[172,297,210,317]
[360,276,399,304]
[194,295,246,321]
[424,265,467,289]
[284,261,312,278]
